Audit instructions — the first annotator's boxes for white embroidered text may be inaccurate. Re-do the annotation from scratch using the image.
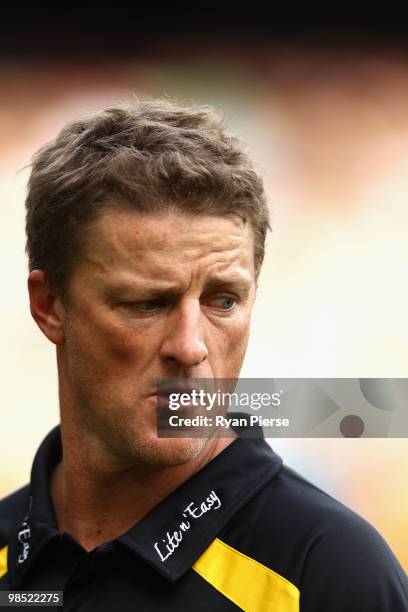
[154,490,221,562]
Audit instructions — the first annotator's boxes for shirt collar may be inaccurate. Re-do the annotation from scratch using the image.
[8,420,283,585]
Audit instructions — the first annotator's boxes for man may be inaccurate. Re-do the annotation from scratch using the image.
[0,99,406,611]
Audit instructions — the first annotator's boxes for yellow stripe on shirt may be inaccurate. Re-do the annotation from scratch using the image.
[0,546,8,578]
[193,538,299,612]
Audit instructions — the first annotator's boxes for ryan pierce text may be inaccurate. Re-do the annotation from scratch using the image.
[166,415,290,428]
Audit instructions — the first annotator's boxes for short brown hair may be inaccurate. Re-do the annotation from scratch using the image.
[25,98,270,297]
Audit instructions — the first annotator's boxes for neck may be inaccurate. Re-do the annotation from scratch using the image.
[50,422,235,552]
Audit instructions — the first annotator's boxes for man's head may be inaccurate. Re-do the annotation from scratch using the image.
[26,99,269,298]
[25,99,269,469]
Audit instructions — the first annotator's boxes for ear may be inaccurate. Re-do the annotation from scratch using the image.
[28,270,65,345]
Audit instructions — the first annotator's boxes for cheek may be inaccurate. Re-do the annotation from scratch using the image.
[228,327,250,358]
[82,312,163,368]
[215,312,251,359]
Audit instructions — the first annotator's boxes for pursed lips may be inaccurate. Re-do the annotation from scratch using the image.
[151,383,202,415]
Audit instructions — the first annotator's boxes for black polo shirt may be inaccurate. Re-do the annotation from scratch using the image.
[0,424,407,611]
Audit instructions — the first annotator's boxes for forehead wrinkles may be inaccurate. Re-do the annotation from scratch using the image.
[84,212,252,274]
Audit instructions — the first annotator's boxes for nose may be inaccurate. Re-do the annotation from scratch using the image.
[159,299,208,368]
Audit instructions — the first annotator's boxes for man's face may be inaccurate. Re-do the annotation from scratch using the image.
[57,209,256,468]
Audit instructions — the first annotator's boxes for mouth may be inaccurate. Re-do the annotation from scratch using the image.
[151,381,200,398]
[150,381,204,415]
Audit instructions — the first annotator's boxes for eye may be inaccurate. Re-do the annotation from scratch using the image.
[123,299,165,312]
[208,296,237,310]
[141,299,163,311]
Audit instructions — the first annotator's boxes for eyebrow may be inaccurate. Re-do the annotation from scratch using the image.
[201,275,253,296]
[105,273,253,300]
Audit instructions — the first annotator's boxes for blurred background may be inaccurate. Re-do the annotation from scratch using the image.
[0,8,407,570]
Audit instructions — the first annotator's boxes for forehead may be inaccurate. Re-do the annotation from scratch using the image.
[75,209,255,286]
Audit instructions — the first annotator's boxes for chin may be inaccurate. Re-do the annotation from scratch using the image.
[129,435,209,469]
[102,411,210,469]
